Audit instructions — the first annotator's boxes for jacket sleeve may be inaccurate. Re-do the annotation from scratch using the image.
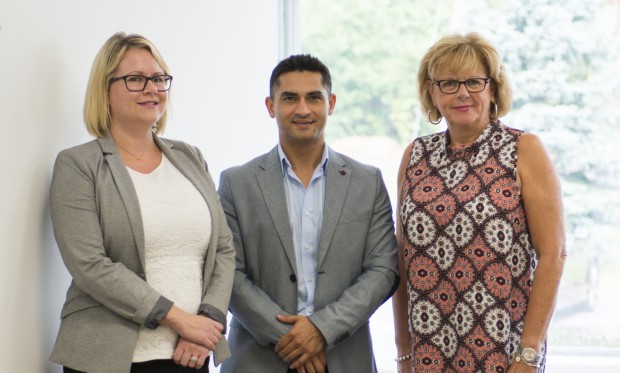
[218,170,292,346]
[195,147,236,331]
[50,149,169,328]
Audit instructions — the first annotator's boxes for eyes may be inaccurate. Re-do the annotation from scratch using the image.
[434,78,490,94]
[111,74,173,92]
[442,79,481,90]
[126,75,168,84]
[280,93,325,102]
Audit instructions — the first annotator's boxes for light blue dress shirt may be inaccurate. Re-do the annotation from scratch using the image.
[278,144,328,316]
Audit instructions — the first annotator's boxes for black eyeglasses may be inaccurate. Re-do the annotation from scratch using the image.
[110,74,173,92]
[434,78,490,94]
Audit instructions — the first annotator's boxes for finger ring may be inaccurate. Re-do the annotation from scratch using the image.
[190,356,199,362]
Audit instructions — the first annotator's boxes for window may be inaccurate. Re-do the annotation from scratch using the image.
[299,0,620,371]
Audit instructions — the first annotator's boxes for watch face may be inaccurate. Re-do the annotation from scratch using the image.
[522,348,537,361]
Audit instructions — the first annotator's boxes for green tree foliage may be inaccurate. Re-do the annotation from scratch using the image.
[471,0,620,249]
[302,0,620,253]
[301,0,454,143]
[474,0,620,185]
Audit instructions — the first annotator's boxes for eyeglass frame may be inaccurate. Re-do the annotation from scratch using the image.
[433,78,490,94]
[110,74,173,92]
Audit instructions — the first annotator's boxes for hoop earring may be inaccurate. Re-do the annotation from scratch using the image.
[427,108,442,125]
[490,102,498,119]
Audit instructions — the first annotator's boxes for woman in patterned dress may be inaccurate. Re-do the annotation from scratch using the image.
[392,33,566,373]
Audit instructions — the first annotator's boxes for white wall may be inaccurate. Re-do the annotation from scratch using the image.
[0,1,278,371]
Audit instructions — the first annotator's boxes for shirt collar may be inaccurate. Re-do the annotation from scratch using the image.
[278,144,329,177]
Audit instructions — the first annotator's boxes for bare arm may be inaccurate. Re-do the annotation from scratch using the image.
[515,133,566,353]
[392,142,414,373]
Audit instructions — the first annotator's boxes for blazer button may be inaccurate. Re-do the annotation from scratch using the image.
[289,274,297,282]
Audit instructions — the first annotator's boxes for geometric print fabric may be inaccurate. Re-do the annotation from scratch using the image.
[400,121,543,372]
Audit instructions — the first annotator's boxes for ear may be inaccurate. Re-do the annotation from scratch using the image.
[426,80,436,104]
[328,93,337,115]
[265,96,276,118]
[427,78,436,91]
[492,82,498,103]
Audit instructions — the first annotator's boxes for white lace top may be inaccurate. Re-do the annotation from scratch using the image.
[127,155,212,362]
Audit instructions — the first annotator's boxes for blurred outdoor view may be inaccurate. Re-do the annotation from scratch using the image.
[301,0,620,370]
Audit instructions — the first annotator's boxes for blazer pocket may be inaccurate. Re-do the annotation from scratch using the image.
[338,212,371,224]
[60,294,101,319]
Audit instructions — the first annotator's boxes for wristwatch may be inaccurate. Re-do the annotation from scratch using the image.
[515,344,542,368]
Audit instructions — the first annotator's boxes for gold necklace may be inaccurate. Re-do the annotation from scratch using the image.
[116,141,145,161]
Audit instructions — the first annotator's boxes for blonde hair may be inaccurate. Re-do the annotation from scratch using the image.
[417,32,512,123]
[84,32,171,137]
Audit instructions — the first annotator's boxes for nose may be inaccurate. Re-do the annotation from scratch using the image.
[295,98,311,115]
[455,82,470,97]
[143,78,159,94]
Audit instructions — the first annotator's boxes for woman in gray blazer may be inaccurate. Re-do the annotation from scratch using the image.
[49,32,235,373]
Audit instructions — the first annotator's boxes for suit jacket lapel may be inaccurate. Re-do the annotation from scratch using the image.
[97,134,147,269]
[256,148,297,273]
[318,149,350,268]
[154,136,217,216]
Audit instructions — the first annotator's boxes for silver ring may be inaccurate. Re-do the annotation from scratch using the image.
[189,356,199,362]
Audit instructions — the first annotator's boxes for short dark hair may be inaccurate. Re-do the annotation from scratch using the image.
[269,54,332,98]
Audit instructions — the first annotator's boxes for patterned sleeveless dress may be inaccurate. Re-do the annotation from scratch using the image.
[400,120,544,372]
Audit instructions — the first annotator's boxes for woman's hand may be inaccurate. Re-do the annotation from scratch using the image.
[507,360,538,373]
[173,337,211,369]
[161,305,224,351]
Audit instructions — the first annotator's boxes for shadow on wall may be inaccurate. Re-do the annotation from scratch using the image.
[2,37,80,372]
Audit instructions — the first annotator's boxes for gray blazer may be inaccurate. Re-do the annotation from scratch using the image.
[218,146,398,373]
[49,134,235,373]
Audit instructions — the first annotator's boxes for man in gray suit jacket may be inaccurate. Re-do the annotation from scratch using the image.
[218,54,399,373]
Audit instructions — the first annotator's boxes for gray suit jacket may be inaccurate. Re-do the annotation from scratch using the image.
[218,146,398,373]
[49,134,235,373]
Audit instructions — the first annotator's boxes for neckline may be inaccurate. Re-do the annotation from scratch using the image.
[126,154,166,175]
[444,120,498,160]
